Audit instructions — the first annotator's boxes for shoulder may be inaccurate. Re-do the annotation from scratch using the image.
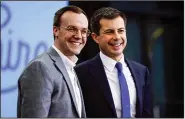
[75,58,93,70]
[27,52,51,67]
[18,51,55,83]
[76,54,101,69]
[126,59,149,72]
[129,60,147,68]
[19,51,52,77]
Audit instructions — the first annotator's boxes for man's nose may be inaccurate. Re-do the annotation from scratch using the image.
[74,30,82,39]
[113,31,121,40]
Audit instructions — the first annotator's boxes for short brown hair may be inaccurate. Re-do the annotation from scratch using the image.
[53,5,88,27]
[53,5,88,40]
[90,7,127,35]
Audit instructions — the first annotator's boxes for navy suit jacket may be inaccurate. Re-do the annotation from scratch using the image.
[74,54,153,118]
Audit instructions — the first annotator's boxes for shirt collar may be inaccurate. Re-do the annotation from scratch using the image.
[100,51,126,72]
[52,45,78,70]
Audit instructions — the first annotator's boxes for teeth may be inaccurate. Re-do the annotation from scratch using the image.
[71,42,80,46]
[114,44,121,46]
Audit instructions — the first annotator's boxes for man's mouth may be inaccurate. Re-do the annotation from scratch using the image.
[112,43,122,47]
[68,41,82,46]
[109,42,123,47]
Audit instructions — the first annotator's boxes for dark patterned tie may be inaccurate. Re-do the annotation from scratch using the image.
[115,62,131,118]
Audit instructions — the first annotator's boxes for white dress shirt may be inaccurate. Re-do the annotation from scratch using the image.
[100,51,136,118]
[52,45,82,117]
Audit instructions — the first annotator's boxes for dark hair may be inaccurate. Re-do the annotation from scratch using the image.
[53,5,88,27]
[90,7,127,35]
[53,5,88,39]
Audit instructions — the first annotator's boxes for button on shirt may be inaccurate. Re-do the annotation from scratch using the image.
[52,45,82,117]
[100,51,136,118]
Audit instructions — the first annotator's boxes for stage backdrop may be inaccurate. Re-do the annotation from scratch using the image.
[1,1,68,117]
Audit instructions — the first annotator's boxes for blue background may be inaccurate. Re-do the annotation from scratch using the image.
[1,1,68,117]
[1,1,183,118]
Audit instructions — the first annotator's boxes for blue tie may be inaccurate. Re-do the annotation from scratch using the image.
[115,62,131,118]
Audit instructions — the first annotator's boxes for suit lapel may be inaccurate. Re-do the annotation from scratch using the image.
[125,59,142,117]
[47,47,79,117]
[89,54,117,117]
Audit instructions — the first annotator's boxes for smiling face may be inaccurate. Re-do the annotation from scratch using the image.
[53,11,88,56]
[92,16,127,61]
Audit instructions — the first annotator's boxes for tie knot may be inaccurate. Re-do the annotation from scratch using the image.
[115,62,123,72]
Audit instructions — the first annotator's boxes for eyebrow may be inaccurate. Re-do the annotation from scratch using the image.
[103,27,125,32]
[68,25,88,30]
[104,27,125,30]
[118,27,125,30]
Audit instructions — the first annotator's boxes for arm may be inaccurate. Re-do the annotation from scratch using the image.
[17,61,53,117]
[142,68,154,117]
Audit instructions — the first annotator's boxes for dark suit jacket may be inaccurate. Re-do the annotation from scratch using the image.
[17,47,86,118]
[74,54,153,118]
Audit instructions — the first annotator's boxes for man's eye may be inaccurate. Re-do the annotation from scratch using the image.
[67,27,77,31]
[81,30,87,34]
[104,30,113,34]
[68,28,75,31]
[118,29,125,33]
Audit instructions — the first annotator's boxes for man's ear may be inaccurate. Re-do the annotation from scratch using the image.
[91,33,99,44]
[53,26,59,37]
